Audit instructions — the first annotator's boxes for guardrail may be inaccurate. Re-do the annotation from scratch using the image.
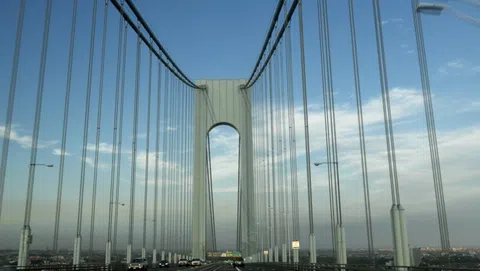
[0,264,126,271]
[253,263,480,271]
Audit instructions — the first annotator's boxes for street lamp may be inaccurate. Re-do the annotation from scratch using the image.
[313,161,338,167]
[416,3,445,14]
[417,2,479,24]
[110,201,125,206]
[30,163,54,167]
[18,162,54,267]
[313,160,346,264]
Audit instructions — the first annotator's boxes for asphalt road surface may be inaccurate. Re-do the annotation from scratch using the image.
[148,264,283,271]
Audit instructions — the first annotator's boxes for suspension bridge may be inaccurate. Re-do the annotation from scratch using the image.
[0,0,477,270]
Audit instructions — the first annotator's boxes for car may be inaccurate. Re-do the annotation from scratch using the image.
[128,258,148,270]
[233,258,244,267]
[178,258,188,267]
[158,260,169,268]
[191,258,202,267]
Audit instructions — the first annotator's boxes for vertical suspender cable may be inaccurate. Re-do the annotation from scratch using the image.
[76,0,97,256]
[297,0,316,263]
[325,0,343,227]
[348,0,374,262]
[53,0,77,252]
[18,2,52,267]
[179,85,184,253]
[0,0,26,220]
[317,0,336,253]
[167,77,175,252]
[113,6,128,254]
[279,37,290,255]
[274,44,284,256]
[372,1,408,266]
[160,68,170,251]
[180,84,186,253]
[166,74,173,251]
[22,0,52,235]
[264,68,272,255]
[268,54,278,258]
[173,80,179,253]
[283,0,300,243]
[153,61,162,252]
[107,0,123,259]
[90,0,109,255]
[128,18,142,257]
[142,37,153,257]
[411,0,449,250]
[372,0,399,206]
[182,85,188,253]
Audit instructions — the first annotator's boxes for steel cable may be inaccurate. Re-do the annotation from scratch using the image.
[348,0,374,262]
[24,0,53,228]
[0,0,26,220]
[141,37,153,256]
[160,67,170,251]
[113,4,128,254]
[283,0,300,242]
[128,18,142,254]
[90,0,109,255]
[113,4,128,253]
[76,0,98,245]
[153,61,162,252]
[372,0,401,205]
[53,0,77,252]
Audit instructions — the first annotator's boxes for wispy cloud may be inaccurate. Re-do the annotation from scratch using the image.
[86,142,115,154]
[85,142,130,155]
[0,125,58,149]
[213,186,238,193]
[382,17,404,25]
[439,58,480,75]
[52,148,71,156]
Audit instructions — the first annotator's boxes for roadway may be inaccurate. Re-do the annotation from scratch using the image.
[149,264,277,271]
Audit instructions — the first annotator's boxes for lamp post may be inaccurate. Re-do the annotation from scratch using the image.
[414,0,452,252]
[18,163,54,267]
[30,163,54,167]
[417,2,479,24]
[313,161,346,265]
[108,201,125,265]
[313,162,338,167]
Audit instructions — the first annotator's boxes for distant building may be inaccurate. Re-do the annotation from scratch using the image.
[410,247,422,266]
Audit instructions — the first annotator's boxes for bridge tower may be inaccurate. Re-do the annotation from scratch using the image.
[192,79,255,259]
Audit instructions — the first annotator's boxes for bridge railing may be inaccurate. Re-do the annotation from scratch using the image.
[253,263,480,271]
[0,264,126,271]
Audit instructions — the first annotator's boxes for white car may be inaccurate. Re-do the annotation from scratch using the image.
[128,258,148,270]
[191,258,202,267]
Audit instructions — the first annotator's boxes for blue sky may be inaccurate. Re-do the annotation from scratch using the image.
[0,0,479,252]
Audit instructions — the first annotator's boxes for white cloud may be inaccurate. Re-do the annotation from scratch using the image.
[249,87,480,225]
[84,157,108,169]
[52,148,71,156]
[0,125,58,149]
[213,186,238,193]
[86,142,115,154]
